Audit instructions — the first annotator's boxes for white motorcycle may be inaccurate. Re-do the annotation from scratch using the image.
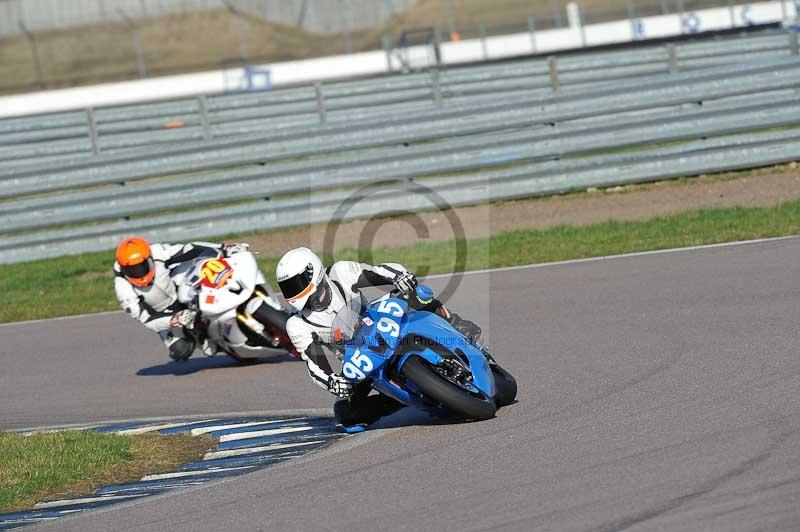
[172,250,298,362]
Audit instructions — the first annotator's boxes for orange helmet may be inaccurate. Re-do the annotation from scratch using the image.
[116,237,155,287]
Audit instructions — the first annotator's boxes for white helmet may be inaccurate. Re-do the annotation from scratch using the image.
[275,247,329,312]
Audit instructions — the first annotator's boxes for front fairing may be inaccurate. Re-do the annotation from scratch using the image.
[339,299,428,409]
[398,311,495,398]
[341,296,494,404]
[339,299,409,380]
[197,252,262,318]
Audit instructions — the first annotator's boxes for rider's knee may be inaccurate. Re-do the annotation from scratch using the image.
[333,399,359,425]
[167,336,194,362]
[333,394,401,426]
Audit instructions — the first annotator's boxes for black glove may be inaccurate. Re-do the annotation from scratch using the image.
[328,374,354,398]
[393,272,418,294]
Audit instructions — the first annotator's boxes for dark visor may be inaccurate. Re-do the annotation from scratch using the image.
[278,270,312,299]
[121,258,153,280]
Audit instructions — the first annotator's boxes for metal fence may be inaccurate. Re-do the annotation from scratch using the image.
[0,0,775,94]
[1,30,794,163]
[1,29,799,263]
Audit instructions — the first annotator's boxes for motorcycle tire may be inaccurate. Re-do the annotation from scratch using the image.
[491,364,517,407]
[401,356,497,421]
[248,300,300,358]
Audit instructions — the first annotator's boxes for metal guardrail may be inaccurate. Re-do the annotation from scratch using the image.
[0,30,790,123]
[1,30,799,263]
[0,30,793,149]
[1,51,794,166]
[3,94,800,232]
[6,84,794,214]
[4,57,798,184]
[3,128,799,263]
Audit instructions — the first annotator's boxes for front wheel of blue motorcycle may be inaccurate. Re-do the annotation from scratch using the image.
[401,357,497,421]
[491,364,517,407]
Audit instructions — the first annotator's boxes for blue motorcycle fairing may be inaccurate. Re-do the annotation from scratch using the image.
[340,291,495,412]
[371,360,436,411]
[342,334,434,411]
[339,299,409,383]
[363,297,409,351]
[341,344,387,382]
[395,311,495,398]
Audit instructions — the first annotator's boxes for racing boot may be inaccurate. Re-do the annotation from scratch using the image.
[334,384,403,432]
[408,285,482,345]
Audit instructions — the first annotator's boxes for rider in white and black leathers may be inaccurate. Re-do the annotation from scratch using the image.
[276,247,481,427]
[114,237,250,362]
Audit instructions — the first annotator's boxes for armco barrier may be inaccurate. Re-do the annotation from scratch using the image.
[3,97,800,233]
[3,128,799,264]
[3,56,799,187]
[0,31,799,263]
[0,30,792,143]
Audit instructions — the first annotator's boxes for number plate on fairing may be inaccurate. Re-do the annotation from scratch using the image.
[367,297,408,350]
[340,297,408,382]
[341,347,384,382]
[199,258,233,289]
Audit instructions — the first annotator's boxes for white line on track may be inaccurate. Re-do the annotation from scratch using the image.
[218,426,314,443]
[34,494,145,509]
[203,440,324,460]
[1,517,62,524]
[97,481,207,495]
[0,309,124,328]
[189,417,306,436]
[9,408,332,434]
[114,420,219,435]
[140,466,254,481]
[424,235,800,279]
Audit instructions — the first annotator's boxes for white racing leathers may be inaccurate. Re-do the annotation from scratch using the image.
[114,242,224,351]
[286,261,410,391]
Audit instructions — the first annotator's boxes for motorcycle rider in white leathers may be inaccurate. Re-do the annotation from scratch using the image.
[114,236,251,362]
[276,247,482,427]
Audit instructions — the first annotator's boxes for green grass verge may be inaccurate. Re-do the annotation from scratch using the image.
[0,431,213,512]
[3,199,800,323]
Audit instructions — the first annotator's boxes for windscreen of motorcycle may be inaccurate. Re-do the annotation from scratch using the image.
[330,295,365,343]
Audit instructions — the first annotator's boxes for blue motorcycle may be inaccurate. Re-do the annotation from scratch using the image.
[331,285,517,422]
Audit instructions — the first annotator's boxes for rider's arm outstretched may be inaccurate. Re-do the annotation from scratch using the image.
[338,261,418,293]
[332,260,482,343]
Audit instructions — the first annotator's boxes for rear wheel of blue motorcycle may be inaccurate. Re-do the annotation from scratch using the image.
[492,364,517,407]
[401,357,497,421]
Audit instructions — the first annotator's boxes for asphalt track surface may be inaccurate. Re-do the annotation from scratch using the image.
[2,237,800,531]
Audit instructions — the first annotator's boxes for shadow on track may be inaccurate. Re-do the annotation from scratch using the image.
[368,407,444,430]
[367,401,518,431]
[136,353,299,376]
